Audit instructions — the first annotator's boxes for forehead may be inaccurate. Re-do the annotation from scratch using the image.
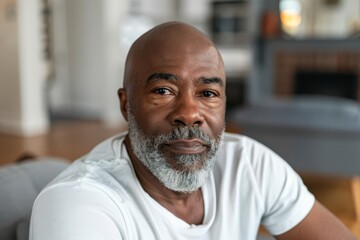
[124,23,226,90]
[137,43,225,85]
[146,72,224,89]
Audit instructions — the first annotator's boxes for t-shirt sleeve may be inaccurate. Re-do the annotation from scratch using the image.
[30,182,126,240]
[247,138,315,236]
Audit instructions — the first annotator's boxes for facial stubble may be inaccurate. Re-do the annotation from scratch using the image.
[127,107,224,193]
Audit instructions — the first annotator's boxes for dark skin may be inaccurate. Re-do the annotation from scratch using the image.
[118,22,355,239]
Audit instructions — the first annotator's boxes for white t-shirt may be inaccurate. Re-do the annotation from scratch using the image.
[30,132,315,240]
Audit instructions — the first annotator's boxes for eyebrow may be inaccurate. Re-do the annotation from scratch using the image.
[198,76,224,87]
[147,72,224,87]
[147,73,178,85]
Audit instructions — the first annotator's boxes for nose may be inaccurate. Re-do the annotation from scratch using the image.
[169,94,204,127]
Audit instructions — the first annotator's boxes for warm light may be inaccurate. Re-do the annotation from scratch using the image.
[281,11,302,28]
[280,0,302,34]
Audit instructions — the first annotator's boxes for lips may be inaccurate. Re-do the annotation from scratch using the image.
[162,139,207,155]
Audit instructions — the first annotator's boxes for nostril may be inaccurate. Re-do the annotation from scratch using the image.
[193,120,202,126]
[174,119,186,126]
[173,119,203,127]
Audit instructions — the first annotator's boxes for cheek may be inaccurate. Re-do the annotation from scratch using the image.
[204,106,225,134]
[132,104,172,136]
[213,110,225,127]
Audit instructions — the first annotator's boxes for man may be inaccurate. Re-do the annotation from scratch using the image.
[30,22,355,239]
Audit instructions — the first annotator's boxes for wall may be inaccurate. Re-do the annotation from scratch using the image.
[0,0,21,133]
[65,0,104,117]
[311,0,359,37]
[101,0,130,126]
[49,0,129,127]
[50,0,106,118]
[141,0,211,33]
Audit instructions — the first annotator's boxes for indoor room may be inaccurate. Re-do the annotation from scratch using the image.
[0,0,359,239]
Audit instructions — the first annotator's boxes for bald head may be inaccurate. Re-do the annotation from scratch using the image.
[123,21,225,91]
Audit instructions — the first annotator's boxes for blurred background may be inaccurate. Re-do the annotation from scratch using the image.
[2,0,360,169]
[0,0,255,164]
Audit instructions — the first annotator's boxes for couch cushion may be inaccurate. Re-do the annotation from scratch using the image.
[230,96,360,133]
[16,218,30,240]
[0,158,69,240]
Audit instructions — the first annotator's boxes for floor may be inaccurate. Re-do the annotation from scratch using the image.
[0,120,127,166]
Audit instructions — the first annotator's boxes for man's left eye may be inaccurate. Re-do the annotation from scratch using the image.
[201,91,217,98]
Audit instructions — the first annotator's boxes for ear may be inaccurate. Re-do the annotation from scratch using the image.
[118,88,128,121]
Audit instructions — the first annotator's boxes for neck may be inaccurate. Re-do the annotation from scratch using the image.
[124,135,205,225]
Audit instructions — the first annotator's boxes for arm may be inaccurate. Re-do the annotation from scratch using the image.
[276,201,356,240]
[245,138,356,239]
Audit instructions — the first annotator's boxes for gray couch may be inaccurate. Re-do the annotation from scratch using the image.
[228,96,360,176]
[0,158,69,240]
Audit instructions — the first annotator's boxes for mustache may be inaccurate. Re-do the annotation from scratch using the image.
[152,126,214,147]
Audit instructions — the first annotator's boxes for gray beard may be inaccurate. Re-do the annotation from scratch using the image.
[127,109,223,193]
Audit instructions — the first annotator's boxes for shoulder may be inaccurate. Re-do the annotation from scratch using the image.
[31,158,132,231]
[31,133,132,240]
[221,132,274,153]
[219,132,284,170]
[81,132,128,165]
[38,132,132,206]
[215,132,293,203]
[219,133,305,189]
[219,133,315,235]
[30,177,128,240]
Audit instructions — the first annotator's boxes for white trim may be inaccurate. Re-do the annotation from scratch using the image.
[17,0,49,136]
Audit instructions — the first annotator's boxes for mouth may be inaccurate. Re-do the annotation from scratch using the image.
[162,139,207,155]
